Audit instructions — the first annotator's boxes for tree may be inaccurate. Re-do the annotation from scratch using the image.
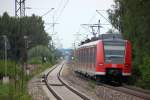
[0,13,51,62]
[108,0,150,89]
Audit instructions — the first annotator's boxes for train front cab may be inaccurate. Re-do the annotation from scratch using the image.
[95,40,132,83]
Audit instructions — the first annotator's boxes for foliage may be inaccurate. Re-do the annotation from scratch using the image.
[28,45,56,64]
[28,45,51,61]
[0,60,21,78]
[0,60,52,100]
[0,12,58,99]
[0,84,9,96]
[137,56,150,89]
[108,0,150,89]
[88,80,96,89]
[0,12,51,62]
[0,60,31,100]
[28,57,42,64]
[31,63,52,75]
[0,83,31,100]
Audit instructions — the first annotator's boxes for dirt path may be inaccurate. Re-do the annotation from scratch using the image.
[27,66,56,100]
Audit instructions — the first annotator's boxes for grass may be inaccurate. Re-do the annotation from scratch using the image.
[0,84,9,99]
[0,82,32,100]
[0,59,54,100]
[31,63,52,76]
[88,80,96,89]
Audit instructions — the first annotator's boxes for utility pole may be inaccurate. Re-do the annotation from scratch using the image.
[48,15,59,64]
[50,16,59,35]
[97,20,101,36]
[4,36,7,77]
[81,20,102,38]
[96,10,113,30]
[15,0,26,93]
[15,0,26,17]
[2,35,9,84]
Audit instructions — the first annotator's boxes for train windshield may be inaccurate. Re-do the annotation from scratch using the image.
[104,40,125,64]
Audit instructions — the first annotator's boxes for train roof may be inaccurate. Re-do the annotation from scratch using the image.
[78,34,125,49]
[78,40,100,48]
[99,33,122,39]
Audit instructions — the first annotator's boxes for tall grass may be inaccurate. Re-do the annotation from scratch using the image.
[0,60,31,100]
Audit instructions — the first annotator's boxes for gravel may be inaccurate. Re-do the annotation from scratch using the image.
[28,75,49,100]
[27,62,145,100]
[61,63,145,100]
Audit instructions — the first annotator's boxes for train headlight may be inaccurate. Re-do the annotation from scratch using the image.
[125,64,129,67]
[99,63,104,66]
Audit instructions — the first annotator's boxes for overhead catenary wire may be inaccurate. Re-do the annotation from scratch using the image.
[96,10,119,32]
[41,8,55,17]
[46,0,70,31]
[45,0,64,31]
[77,11,103,36]
[54,0,64,17]
[96,10,111,25]
[55,0,70,22]
[75,12,96,40]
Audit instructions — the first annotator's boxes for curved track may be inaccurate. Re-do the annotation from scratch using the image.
[97,82,150,100]
[44,62,150,100]
[44,62,91,100]
[75,70,150,100]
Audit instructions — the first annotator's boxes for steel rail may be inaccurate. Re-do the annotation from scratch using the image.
[75,70,150,100]
[96,81,150,100]
[58,64,91,100]
[44,64,62,100]
[44,62,91,100]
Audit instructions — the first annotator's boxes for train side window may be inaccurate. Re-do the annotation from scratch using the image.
[88,48,91,63]
[86,48,88,63]
[80,50,82,62]
[80,50,81,63]
[92,47,94,66]
[82,48,85,63]
[81,49,82,62]
[92,47,94,63]
[87,48,89,63]
[89,48,91,63]
[90,47,92,63]
[79,50,80,63]
[82,49,85,63]
[94,46,96,66]
[85,48,86,63]
[82,49,83,63]
[83,48,84,63]
[83,48,85,63]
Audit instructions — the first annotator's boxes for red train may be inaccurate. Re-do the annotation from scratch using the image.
[74,34,132,83]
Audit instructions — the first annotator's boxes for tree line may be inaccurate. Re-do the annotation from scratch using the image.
[0,12,51,63]
[108,0,150,89]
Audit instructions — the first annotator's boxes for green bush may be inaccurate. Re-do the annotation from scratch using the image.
[28,57,42,64]
[28,45,53,63]
[136,56,150,89]
[0,60,21,78]
[128,59,141,85]
[88,80,96,89]
[0,84,9,96]
[32,63,52,75]
[0,60,32,100]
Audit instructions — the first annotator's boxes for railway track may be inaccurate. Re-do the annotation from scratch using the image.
[97,82,150,100]
[75,70,150,100]
[44,62,91,100]
[43,62,150,100]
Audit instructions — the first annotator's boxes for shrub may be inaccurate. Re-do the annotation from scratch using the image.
[136,56,150,89]
[28,57,41,64]
[0,60,20,78]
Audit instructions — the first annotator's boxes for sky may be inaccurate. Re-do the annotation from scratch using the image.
[0,0,114,49]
